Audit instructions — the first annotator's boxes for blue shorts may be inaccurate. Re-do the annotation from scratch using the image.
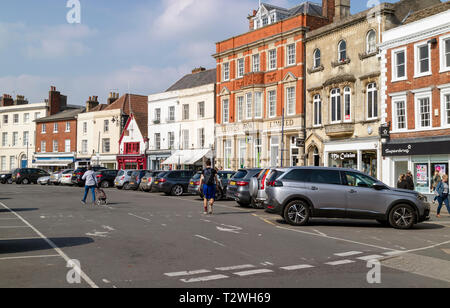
[203,184,216,200]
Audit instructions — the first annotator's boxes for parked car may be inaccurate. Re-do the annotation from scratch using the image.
[11,168,50,185]
[95,169,119,188]
[264,167,431,229]
[0,172,12,184]
[60,170,74,185]
[226,168,262,207]
[38,175,51,185]
[249,168,287,209]
[114,169,136,190]
[154,170,196,196]
[71,166,107,187]
[150,171,169,192]
[50,169,73,185]
[188,170,235,200]
[139,171,164,192]
[128,170,149,190]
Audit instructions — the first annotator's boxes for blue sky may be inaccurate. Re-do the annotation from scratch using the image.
[0,0,398,106]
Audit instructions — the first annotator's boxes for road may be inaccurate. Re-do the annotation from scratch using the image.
[0,183,449,288]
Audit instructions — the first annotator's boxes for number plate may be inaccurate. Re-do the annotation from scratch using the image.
[230,181,236,186]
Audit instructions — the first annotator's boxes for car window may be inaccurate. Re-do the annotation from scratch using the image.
[233,170,248,179]
[309,170,341,185]
[167,172,179,179]
[157,172,167,178]
[283,169,310,182]
[344,171,377,188]
[192,173,201,180]
[219,173,233,180]
[268,170,285,182]
[127,171,133,176]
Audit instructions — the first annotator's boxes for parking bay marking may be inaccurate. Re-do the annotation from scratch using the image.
[325,260,356,266]
[165,269,211,277]
[280,264,315,271]
[334,251,363,257]
[233,269,274,277]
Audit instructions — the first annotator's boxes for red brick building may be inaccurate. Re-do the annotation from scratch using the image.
[380,2,450,194]
[214,1,337,169]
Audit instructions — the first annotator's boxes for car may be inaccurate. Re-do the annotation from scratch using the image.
[154,170,196,196]
[151,171,169,192]
[114,169,136,190]
[50,169,73,185]
[249,168,287,209]
[95,169,119,188]
[128,170,149,190]
[264,167,431,230]
[59,170,74,185]
[37,176,51,185]
[226,168,262,207]
[71,166,107,187]
[188,170,235,200]
[139,171,164,192]
[0,172,12,184]
[11,168,50,185]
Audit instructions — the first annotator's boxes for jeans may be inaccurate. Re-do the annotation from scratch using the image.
[437,195,450,215]
[82,186,96,203]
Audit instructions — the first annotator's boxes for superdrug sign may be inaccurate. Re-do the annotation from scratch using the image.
[382,140,450,157]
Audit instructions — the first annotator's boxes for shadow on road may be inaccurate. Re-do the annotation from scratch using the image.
[0,208,39,213]
[0,237,94,254]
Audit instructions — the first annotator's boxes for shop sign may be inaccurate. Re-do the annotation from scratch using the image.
[382,140,450,157]
[269,119,294,129]
[221,122,254,133]
[330,152,356,161]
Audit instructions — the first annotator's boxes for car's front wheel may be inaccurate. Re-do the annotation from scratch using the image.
[389,204,416,229]
[22,178,30,185]
[171,185,184,196]
[284,200,310,226]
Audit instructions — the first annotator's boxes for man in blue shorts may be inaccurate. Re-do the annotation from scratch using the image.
[199,160,222,215]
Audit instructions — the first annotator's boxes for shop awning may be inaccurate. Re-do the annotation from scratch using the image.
[162,149,212,165]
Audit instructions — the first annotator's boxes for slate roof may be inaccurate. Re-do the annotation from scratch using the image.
[35,107,85,123]
[166,69,216,92]
[260,1,323,18]
[403,1,450,24]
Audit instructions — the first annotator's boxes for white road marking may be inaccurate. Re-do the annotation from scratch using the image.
[195,235,226,247]
[280,264,315,271]
[260,262,274,266]
[0,237,42,241]
[313,229,327,236]
[216,264,255,271]
[0,226,28,228]
[233,269,273,276]
[181,274,229,283]
[334,251,363,257]
[85,232,109,238]
[357,255,384,261]
[325,260,355,266]
[0,255,60,261]
[0,201,99,288]
[128,213,151,222]
[102,225,115,231]
[164,269,211,277]
[383,251,403,256]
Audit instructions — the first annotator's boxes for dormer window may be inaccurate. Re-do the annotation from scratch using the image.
[262,16,269,26]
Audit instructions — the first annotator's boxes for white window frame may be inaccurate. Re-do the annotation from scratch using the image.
[313,95,322,127]
[53,140,58,153]
[246,92,253,120]
[313,49,321,68]
[103,120,109,133]
[53,123,58,133]
[198,128,205,149]
[414,41,432,78]
[23,131,29,147]
[182,129,190,149]
[254,91,263,119]
[66,122,71,132]
[252,54,260,72]
[391,95,408,132]
[222,62,230,81]
[414,91,433,130]
[197,102,205,119]
[343,87,352,122]
[367,83,378,120]
[270,136,280,167]
[1,132,7,147]
[12,132,18,147]
[42,124,47,134]
[237,96,244,122]
[65,139,71,153]
[330,88,342,124]
[440,87,450,128]
[81,140,88,154]
[155,133,161,150]
[224,139,232,170]
[238,138,246,168]
[366,30,377,54]
[268,90,277,118]
[391,47,407,82]
[24,113,30,124]
[1,156,6,171]
[222,99,230,124]
[268,49,277,71]
[439,34,450,73]
[168,132,175,149]
[13,114,19,124]
[237,58,245,79]
[182,104,189,121]
[41,141,46,153]
[286,86,296,116]
[286,44,296,67]
[338,40,347,62]
[82,122,87,134]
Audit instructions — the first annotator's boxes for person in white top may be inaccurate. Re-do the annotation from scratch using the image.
[81,165,98,205]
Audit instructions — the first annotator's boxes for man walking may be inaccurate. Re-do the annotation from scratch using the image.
[81,165,97,205]
[199,160,222,215]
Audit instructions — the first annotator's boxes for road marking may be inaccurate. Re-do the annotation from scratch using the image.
[280,264,315,271]
[261,262,274,266]
[0,255,60,261]
[164,269,211,277]
[216,264,255,271]
[383,251,403,256]
[181,274,229,283]
[325,260,355,266]
[334,251,363,257]
[128,213,151,222]
[85,232,109,238]
[252,214,277,226]
[0,237,42,241]
[233,269,273,277]
[357,255,384,261]
[195,235,226,247]
[313,229,327,236]
[0,201,99,288]
[0,226,29,228]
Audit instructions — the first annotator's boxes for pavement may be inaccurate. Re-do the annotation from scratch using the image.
[0,183,449,288]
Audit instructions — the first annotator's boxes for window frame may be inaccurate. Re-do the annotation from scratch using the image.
[414,41,432,78]
[330,88,342,124]
[313,94,322,127]
[182,104,189,121]
[414,91,432,130]
[254,91,263,119]
[252,54,260,72]
[236,96,244,122]
[367,83,378,120]
[366,30,377,54]
[343,87,352,122]
[286,86,296,116]
[391,47,407,82]
[440,87,450,128]
[65,139,72,153]
[236,58,245,79]
[268,49,277,71]
[222,98,230,124]
[197,102,205,119]
[222,62,230,81]
[439,34,450,73]
[246,92,253,120]
[391,95,408,132]
[286,44,296,67]
[313,49,321,68]
[268,90,277,118]
[338,40,347,62]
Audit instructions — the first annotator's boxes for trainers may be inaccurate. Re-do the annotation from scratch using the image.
[81,200,86,205]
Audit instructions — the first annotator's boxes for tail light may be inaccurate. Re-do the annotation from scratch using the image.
[121,176,125,180]
[159,178,167,183]
[76,172,83,176]
[96,174,103,178]
[194,181,200,185]
[17,173,21,178]
[236,181,249,187]
[261,170,270,190]
[268,180,283,187]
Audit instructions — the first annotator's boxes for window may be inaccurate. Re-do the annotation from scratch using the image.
[125,142,140,154]
[393,99,407,131]
[9,156,15,170]
[167,106,175,122]
[223,62,230,81]
[42,124,46,133]
[344,171,377,188]
[252,54,260,72]
[53,140,58,152]
[367,83,378,120]
[24,113,30,124]
[1,156,6,171]
[198,128,205,148]
[287,44,296,66]
[2,115,7,125]
[197,102,205,119]
[416,95,431,128]
[284,169,310,182]
[34,112,40,120]
[168,132,175,149]
[66,122,71,132]
[254,137,262,168]
[343,87,351,122]
[331,89,341,123]
[443,92,450,127]
[102,139,109,153]
[310,170,341,185]
[82,122,87,134]
[237,96,244,122]
[415,43,431,77]
[222,99,229,123]
[338,40,347,61]
[53,123,58,133]
[65,139,71,152]
[155,108,161,122]
[12,132,18,146]
[13,114,19,124]
[254,92,262,119]
[268,90,277,118]
[366,30,377,54]
[262,16,269,26]
[155,134,161,150]
[81,140,88,154]
[392,48,407,81]
[270,136,279,167]
[41,141,46,153]
[268,49,277,70]
[237,58,245,78]
[313,95,322,126]
[104,120,109,133]
[286,87,295,116]
[238,139,246,168]
[182,130,189,149]
[246,93,253,120]
[23,131,29,146]
[224,140,232,170]
[440,36,450,72]
[313,49,321,68]
[182,104,189,120]
[2,133,7,147]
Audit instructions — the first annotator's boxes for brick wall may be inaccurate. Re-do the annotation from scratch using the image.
[36,119,78,153]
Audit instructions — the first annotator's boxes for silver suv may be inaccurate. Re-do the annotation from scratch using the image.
[264,167,430,229]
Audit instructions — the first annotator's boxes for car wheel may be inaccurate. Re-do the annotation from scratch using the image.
[251,199,265,209]
[284,200,310,226]
[7,179,12,184]
[171,185,184,196]
[123,183,130,190]
[22,178,30,185]
[237,201,250,208]
[101,181,110,189]
[389,204,416,230]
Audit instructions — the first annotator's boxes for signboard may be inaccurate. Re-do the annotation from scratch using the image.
[382,140,450,157]
[379,124,391,139]
[330,152,357,161]
[296,138,305,148]
[416,164,428,186]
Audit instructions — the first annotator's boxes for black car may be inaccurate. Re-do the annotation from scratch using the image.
[226,168,262,207]
[0,172,12,184]
[188,171,235,200]
[11,168,50,185]
[139,171,164,192]
[128,170,150,190]
[154,170,196,196]
[94,169,118,188]
[71,166,107,187]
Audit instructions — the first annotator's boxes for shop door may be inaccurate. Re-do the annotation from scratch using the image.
[394,161,408,188]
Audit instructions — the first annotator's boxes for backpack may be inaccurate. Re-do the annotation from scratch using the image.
[203,168,216,186]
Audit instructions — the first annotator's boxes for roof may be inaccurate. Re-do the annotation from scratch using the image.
[403,1,450,24]
[259,1,323,18]
[166,69,216,92]
[35,107,85,123]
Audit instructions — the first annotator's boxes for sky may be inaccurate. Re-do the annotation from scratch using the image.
[0,0,398,106]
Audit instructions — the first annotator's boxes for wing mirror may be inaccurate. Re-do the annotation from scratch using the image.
[373,182,387,191]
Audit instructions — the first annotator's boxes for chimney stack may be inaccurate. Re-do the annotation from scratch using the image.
[1,94,14,107]
[334,0,350,21]
[107,92,119,105]
[192,67,206,74]
[85,96,99,112]
[48,86,67,115]
[14,95,28,106]
[322,0,336,22]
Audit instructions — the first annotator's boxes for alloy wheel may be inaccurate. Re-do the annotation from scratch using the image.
[287,203,307,224]
[392,207,414,228]
[173,185,183,196]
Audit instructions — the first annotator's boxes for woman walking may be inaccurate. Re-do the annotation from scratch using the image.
[81,165,98,205]
[435,174,450,218]
[431,171,442,204]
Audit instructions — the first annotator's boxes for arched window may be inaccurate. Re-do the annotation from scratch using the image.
[313,49,321,68]
[367,83,378,119]
[313,94,322,126]
[338,40,347,62]
[366,30,377,53]
[330,88,341,123]
[344,87,351,122]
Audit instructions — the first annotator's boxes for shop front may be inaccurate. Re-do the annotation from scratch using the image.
[117,155,147,170]
[147,151,173,171]
[33,153,76,172]
[382,138,450,195]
